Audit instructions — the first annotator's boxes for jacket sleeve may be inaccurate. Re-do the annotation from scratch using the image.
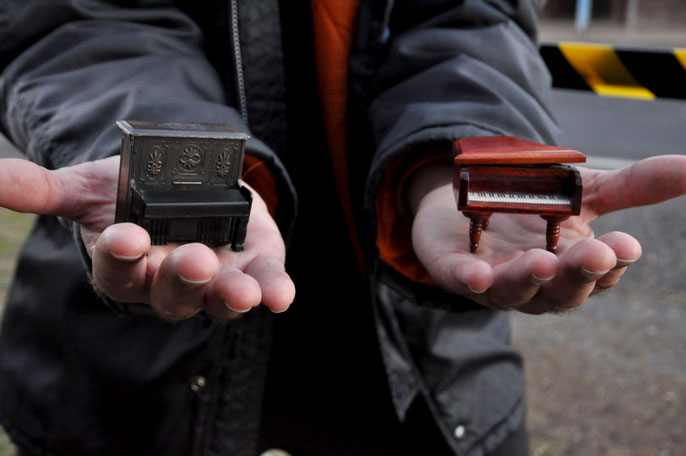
[0,0,295,231]
[362,0,559,284]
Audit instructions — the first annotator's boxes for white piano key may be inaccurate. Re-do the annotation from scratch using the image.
[468,192,572,205]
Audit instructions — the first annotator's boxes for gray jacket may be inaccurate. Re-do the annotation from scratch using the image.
[0,0,557,454]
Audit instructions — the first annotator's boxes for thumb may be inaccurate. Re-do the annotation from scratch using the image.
[0,157,119,222]
[0,158,66,215]
[583,155,686,216]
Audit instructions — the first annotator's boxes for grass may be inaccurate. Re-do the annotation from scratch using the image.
[0,432,13,456]
[0,207,35,456]
[0,209,35,306]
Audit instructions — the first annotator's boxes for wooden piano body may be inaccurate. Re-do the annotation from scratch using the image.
[453,136,586,253]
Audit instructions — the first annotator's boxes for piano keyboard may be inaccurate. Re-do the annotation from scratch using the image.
[468,192,572,206]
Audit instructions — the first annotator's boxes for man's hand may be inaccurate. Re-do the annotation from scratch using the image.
[0,156,295,321]
[408,155,686,314]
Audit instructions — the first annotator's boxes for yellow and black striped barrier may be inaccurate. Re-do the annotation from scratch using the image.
[540,42,686,100]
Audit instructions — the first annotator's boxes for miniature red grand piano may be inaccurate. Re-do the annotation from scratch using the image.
[453,136,586,253]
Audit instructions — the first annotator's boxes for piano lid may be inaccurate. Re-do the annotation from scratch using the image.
[454,136,586,165]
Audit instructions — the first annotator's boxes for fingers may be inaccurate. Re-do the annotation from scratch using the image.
[92,227,293,321]
[484,249,559,310]
[0,157,119,225]
[583,155,686,217]
[244,256,295,313]
[520,239,618,314]
[418,226,642,315]
[591,231,642,294]
[93,224,220,321]
[204,254,295,320]
[150,243,221,321]
[204,268,262,321]
[91,223,152,302]
[0,159,63,214]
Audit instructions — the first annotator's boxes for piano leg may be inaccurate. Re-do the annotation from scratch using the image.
[465,212,491,253]
[541,215,568,253]
[231,215,249,252]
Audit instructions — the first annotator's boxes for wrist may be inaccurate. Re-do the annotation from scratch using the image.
[406,163,453,216]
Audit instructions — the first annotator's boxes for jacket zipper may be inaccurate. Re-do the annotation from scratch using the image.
[230,0,249,126]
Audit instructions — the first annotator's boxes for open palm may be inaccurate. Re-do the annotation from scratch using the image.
[410,155,686,314]
[0,156,294,320]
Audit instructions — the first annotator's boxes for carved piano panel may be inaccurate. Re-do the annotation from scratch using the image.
[453,136,586,253]
[115,121,252,251]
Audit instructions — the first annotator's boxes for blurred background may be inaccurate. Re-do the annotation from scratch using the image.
[539,0,686,46]
[1,1,686,455]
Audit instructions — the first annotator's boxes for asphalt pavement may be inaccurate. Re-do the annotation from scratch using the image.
[550,89,686,162]
[513,88,686,455]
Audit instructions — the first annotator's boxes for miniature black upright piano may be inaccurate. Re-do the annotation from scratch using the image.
[115,121,252,251]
